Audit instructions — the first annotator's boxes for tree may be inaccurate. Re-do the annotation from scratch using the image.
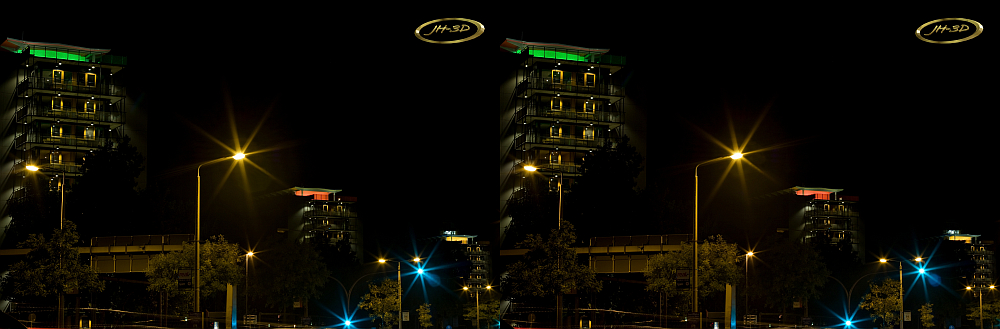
[0,221,105,300]
[859,278,902,329]
[73,134,146,239]
[644,235,741,311]
[920,303,934,328]
[418,303,433,329]
[463,296,500,328]
[756,239,830,313]
[502,220,602,298]
[572,134,645,237]
[145,235,244,313]
[965,296,1000,328]
[253,239,330,311]
[359,279,400,328]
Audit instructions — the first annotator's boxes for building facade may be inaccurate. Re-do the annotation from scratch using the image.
[941,230,995,290]
[286,187,362,257]
[785,187,863,257]
[0,38,127,247]
[499,39,634,249]
[440,231,491,289]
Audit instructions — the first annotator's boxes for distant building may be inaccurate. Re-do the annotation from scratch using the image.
[285,187,362,257]
[440,231,490,289]
[788,187,863,257]
[0,38,129,247]
[941,229,995,290]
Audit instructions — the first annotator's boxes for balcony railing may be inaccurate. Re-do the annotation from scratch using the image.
[516,77,623,97]
[517,133,618,149]
[16,76,124,97]
[304,210,357,218]
[16,105,124,124]
[16,133,108,149]
[516,105,622,123]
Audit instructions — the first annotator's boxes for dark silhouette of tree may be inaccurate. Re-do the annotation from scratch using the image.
[72,135,145,239]
[571,135,645,238]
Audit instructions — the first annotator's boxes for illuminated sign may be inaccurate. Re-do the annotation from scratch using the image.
[415,18,484,44]
[444,230,456,235]
[915,18,983,44]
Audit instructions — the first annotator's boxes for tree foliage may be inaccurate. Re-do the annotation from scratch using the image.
[502,220,602,298]
[858,278,902,329]
[572,134,645,237]
[74,134,145,238]
[418,303,433,329]
[0,221,104,301]
[920,303,934,328]
[463,294,500,328]
[145,235,244,312]
[966,296,1000,328]
[756,239,830,310]
[645,235,741,297]
[359,279,400,328]
[253,239,330,309]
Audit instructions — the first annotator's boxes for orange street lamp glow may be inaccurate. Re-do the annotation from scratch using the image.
[26,165,39,171]
[730,153,743,160]
[233,153,246,160]
[524,165,537,171]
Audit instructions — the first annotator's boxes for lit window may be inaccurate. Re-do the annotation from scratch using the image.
[50,152,62,164]
[84,127,96,140]
[53,70,65,84]
[552,70,563,84]
[51,125,62,137]
[584,73,596,87]
[584,101,595,113]
[84,101,96,113]
[551,98,562,111]
[583,127,595,140]
[52,97,63,111]
[323,204,329,212]
[85,73,97,87]
[549,152,561,165]
[550,125,562,137]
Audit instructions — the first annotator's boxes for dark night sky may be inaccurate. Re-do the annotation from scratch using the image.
[2,9,993,260]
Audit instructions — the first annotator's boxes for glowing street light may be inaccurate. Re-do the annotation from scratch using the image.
[196,153,246,328]
[968,285,996,329]
[464,285,492,329]
[693,152,745,318]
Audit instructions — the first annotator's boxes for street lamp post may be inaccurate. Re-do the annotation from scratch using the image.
[966,285,996,329]
[379,257,421,329]
[464,285,492,329]
[745,251,753,321]
[524,165,565,328]
[196,153,245,328]
[246,251,254,322]
[693,153,742,319]
[880,259,905,329]
[26,165,66,328]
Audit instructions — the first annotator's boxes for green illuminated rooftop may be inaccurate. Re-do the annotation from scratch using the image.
[1,38,127,65]
[501,38,625,65]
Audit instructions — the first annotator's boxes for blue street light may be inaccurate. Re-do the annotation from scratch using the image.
[845,321,852,327]
[345,320,352,327]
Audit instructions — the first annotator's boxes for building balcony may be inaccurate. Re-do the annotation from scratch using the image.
[16,76,124,98]
[16,134,108,149]
[805,210,859,218]
[515,105,622,124]
[304,210,358,218]
[515,77,623,97]
[16,105,125,125]
[516,133,618,150]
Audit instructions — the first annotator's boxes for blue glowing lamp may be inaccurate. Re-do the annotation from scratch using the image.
[845,321,852,326]
[345,320,352,326]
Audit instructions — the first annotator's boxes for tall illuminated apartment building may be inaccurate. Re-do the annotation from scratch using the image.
[499,38,639,248]
[0,38,128,246]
